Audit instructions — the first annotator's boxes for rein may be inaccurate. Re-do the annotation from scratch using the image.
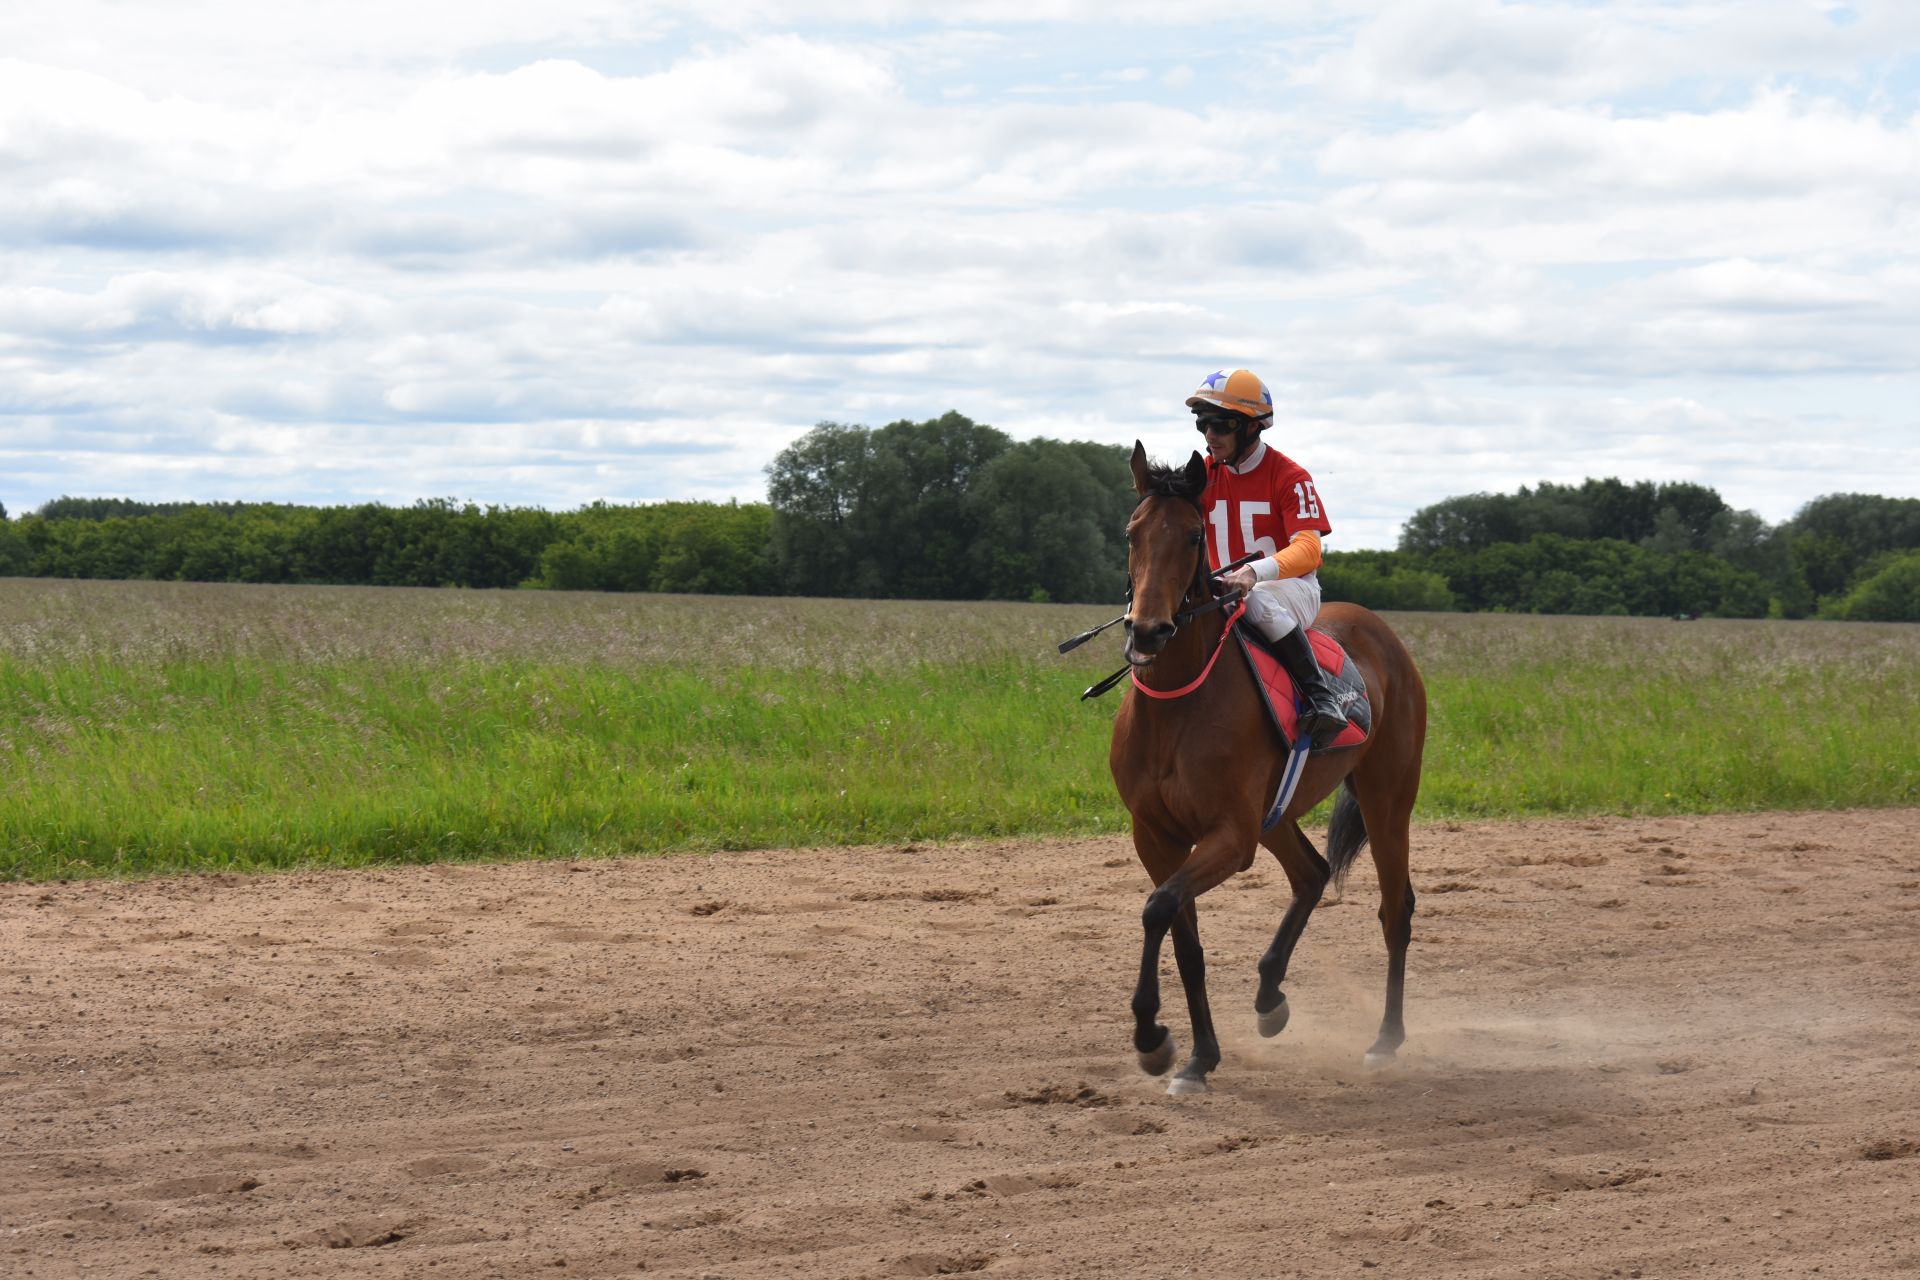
[1130,598,1245,700]
[1076,546,1261,701]
[1174,590,1241,627]
[1063,478,1265,701]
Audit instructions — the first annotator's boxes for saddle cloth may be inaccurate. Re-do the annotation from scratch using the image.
[1234,626,1372,753]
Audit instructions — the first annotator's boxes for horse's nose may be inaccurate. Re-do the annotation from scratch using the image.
[1127,618,1175,654]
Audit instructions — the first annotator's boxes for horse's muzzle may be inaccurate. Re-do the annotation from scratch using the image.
[1124,618,1175,664]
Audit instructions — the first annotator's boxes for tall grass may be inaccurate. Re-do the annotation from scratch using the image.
[2,580,1914,880]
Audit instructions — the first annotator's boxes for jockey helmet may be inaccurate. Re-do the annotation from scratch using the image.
[1186,369,1273,423]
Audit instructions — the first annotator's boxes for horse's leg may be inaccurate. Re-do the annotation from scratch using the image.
[1353,782,1417,1065]
[1165,900,1219,1094]
[1136,831,1256,1093]
[1253,821,1331,1038]
[1129,826,1187,1079]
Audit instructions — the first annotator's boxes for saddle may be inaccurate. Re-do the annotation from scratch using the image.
[1234,626,1371,754]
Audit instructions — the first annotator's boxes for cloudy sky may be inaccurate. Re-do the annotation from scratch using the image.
[3,1,1916,547]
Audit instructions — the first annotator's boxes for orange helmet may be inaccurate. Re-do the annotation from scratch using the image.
[1185,369,1273,421]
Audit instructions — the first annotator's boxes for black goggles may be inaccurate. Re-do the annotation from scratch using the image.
[1194,411,1244,436]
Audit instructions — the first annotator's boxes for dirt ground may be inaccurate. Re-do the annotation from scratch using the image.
[4,809,1918,1280]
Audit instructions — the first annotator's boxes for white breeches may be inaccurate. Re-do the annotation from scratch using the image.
[1244,572,1321,641]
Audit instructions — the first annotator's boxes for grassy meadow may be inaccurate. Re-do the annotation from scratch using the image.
[2,578,1916,880]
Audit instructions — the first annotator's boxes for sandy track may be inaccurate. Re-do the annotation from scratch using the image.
[4,810,1919,1279]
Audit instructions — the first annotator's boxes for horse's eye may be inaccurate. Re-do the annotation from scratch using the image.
[1190,531,1205,545]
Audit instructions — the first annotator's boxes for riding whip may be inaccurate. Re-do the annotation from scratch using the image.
[1056,550,1265,655]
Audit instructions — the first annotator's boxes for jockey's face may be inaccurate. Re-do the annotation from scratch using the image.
[1196,410,1256,466]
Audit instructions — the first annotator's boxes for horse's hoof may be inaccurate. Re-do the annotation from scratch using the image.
[1166,1074,1209,1096]
[1256,996,1290,1038]
[1364,1030,1405,1069]
[1138,1032,1178,1077]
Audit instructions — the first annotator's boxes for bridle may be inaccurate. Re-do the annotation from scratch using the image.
[1072,496,1254,702]
[1125,506,1246,701]
[1126,496,1243,639]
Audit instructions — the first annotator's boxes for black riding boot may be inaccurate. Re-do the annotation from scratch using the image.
[1272,627,1348,750]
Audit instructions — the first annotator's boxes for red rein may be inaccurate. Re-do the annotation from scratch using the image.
[1129,600,1246,701]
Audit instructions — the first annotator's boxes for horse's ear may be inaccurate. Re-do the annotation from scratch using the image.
[1184,450,1207,495]
[1130,441,1151,496]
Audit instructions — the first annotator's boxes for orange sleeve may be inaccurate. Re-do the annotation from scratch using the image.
[1270,529,1322,579]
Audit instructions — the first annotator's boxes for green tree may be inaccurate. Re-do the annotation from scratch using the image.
[766,422,875,597]
[1821,550,1920,622]
[1398,491,1533,554]
[966,439,1133,603]
[1706,508,1782,577]
[1638,506,1695,556]
[0,515,25,576]
[651,503,774,595]
[1400,477,1735,555]
[1788,493,1920,556]
[861,412,1012,599]
[1578,478,1660,545]
[1427,534,1769,617]
[1647,482,1730,550]
[1318,551,1456,611]
[1790,534,1855,605]
[531,501,771,595]
[1782,494,1920,612]
[302,505,396,584]
[766,413,1012,598]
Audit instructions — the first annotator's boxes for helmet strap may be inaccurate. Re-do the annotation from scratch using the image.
[1224,418,1262,469]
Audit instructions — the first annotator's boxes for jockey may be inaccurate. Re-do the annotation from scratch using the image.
[1188,368,1348,749]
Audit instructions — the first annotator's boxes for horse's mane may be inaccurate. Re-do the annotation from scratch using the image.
[1141,458,1207,504]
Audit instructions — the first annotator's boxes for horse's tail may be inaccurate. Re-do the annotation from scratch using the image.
[1325,779,1370,890]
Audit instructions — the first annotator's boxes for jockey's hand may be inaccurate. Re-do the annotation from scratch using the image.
[1221,566,1258,596]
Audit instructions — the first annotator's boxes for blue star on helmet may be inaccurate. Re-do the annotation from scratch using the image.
[1202,370,1226,389]
[1261,387,1273,405]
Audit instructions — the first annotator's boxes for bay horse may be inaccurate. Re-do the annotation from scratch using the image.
[1110,442,1428,1094]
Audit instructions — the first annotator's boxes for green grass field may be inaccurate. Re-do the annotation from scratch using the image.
[2,578,1915,880]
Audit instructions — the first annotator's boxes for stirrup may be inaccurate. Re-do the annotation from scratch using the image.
[1271,627,1345,748]
[1298,702,1347,749]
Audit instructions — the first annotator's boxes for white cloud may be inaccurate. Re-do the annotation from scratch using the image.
[1301,0,1920,111]
[2,4,1917,541]
[1619,258,1885,312]
[1302,0,1681,110]
[0,272,370,342]
[1321,91,1920,199]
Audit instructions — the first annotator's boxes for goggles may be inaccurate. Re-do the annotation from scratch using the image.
[1194,411,1244,436]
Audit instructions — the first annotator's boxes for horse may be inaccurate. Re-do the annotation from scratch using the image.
[1108,442,1429,1095]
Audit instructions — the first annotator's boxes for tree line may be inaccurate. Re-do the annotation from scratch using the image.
[2,415,1915,619]
[1382,480,1920,621]
[0,497,773,595]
